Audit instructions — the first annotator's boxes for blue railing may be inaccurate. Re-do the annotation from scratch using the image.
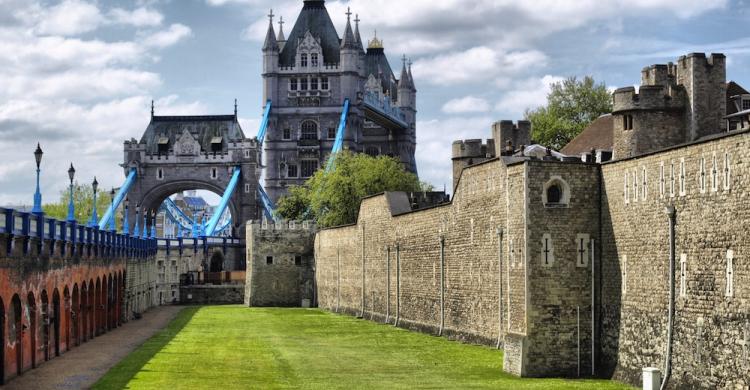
[362,91,407,127]
[1,206,157,259]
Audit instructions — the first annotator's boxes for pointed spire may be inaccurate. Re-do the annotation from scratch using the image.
[340,7,357,50]
[234,99,238,117]
[408,59,416,91]
[150,100,154,118]
[277,16,285,41]
[399,54,410,89]
[263,9,278,52]
[353,14,364,53]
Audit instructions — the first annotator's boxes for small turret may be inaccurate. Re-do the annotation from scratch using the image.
[277,16,286,43]
[339,7,358,101]
[262,9,279,103]
[262,10,279,53]
[353,14,365,54]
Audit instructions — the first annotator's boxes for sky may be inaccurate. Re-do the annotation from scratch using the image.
[1,0,749,206]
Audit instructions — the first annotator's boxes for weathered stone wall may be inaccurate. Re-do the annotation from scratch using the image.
[245,221,316,307]
[600,129,750,389]
[180,285,244,304]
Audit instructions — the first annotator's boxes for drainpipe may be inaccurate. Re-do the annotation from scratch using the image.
[496,228,503,349]
[361,223,366,318]
[396,243,401,327]
[386,245,391,323]
[591,238,596,376]
[439,236,445,336]
[661,205,676,390]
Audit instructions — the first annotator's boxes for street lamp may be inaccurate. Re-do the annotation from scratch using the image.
[32,144,44,215]
[109,188,116,232]
[90,177,99,227]
[66,163,76,222]
[133,203,141,237]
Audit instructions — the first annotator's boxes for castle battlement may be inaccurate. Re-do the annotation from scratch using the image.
[451,139,495,160]
[248,220,317,233]
[612,84,685,113]
[677,52,725,70]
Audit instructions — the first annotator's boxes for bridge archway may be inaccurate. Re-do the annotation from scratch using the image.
[71,285,79,347]
[27,292,36,369]
[10,294,21,376]
[51,289,60,357]
[139,184,237,238]
[41,290,49,361]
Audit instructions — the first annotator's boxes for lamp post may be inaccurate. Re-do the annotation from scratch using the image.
[133,203,141,237]
[32,143,44,215]
[66,163,76,222]
[90,177,99,227]
[109,188,116,232]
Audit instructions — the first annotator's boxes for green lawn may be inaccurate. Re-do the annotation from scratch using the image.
[95,306,632,389]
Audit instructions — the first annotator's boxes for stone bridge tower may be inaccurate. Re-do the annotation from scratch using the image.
[122,110,261,238]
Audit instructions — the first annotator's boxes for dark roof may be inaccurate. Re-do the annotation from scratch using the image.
[184,196,208,208]
[560,114,614,156]
[365,48,397,96]
[139,115,245,154]
[279,1,340,66]
[726,81,749,115]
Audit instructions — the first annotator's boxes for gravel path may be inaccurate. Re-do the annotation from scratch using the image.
[4,305,184,390]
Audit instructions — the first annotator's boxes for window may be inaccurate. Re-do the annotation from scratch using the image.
[244,149,251,159]
[245,183,251,193]
[365,146,380,157]
[623,115,634,130]
[287,164,298,178]
[266,256,273,265]
[300,77,308,91]
[283,128,291,140]
[743,99,750,110]
[633,170,638,203]
[211,168,218,180]
[641,166,647,201]
[301,160,318,177]
[541,233,554,267]
[548,185,561,204]
[576,234,590,268]
[321,77,329,90]
[670,162,675,197]
[724,152,731,191]
[295,255,302,266]
[328,127,337,139]
[300,54,308,67]
[300,121,318,140]
[311,54,318,67]
[726,249,734,297]
[157,168,164,180]
[699,157,706,193]
[311,77,318,90]
[290,78,298,91]
[679,158,686,196]
[660,162,665,198]
[712,154,718,192]
[680,254,687,298]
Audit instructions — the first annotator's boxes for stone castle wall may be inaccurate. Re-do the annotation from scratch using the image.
[600,129,750,389]
[245,221,316,307]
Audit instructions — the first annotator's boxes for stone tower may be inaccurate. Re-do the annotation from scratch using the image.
[612,53,726,159]
[262,0,418,202]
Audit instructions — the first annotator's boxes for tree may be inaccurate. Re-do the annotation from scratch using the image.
[525,76,612,150]
[43,183,121,228]
[277,151,421,227]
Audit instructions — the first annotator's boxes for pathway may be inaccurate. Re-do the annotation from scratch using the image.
[3,305,184,390]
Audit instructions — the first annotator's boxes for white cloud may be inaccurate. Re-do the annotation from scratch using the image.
[415,116,495,192]
[109,7,164,27]
[144,23,193,48]
[495,75,565,116]
[413,47,546,86]
[441,96,491,114]
[35,0,104,36]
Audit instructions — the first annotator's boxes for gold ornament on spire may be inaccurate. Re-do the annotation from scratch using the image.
[368,30,383,49]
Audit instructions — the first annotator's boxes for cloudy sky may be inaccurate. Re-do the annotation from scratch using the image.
[1,0,749,206]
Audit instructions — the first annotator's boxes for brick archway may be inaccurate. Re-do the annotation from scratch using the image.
[10,294,22,376]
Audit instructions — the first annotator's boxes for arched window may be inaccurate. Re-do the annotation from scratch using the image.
[300,54,308,67]
[300,121,318,140]
[543,176,570,207]
[546,185,561,204]
[311,53,319,67]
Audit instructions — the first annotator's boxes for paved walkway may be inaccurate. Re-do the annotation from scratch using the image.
[4,305,184,390]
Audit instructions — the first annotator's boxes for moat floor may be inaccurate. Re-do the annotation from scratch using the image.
[94,306,631,389]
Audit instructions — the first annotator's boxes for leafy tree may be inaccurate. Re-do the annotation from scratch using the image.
[525,76,612,150]
[43,183,122,228]
[277,151,421,227]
